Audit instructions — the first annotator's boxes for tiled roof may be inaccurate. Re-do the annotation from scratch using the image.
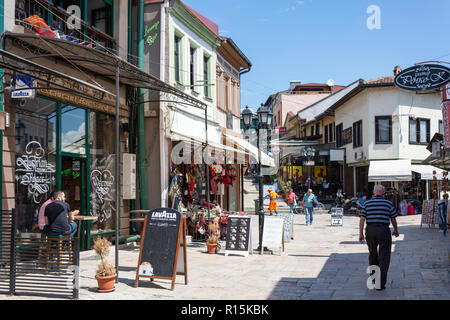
[180,1,219,36]
[364,75,395,86]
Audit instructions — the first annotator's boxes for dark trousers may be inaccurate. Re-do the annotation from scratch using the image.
[365,224,392,288]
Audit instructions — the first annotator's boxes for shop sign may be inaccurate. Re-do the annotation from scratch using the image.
[224,215,252,257]
[280,212,294,243]
[442,101,450,148]
[342,127,352,145]
[330,207,344,226]
[330,149,345,162]
[275,126,287,134]
[442,82,450,101]
[15,141,56,204]
[11,73,36,99]
[135,208,187,290]
[303,160,315,166]
[261,217,284,254]
[394,64,450,92]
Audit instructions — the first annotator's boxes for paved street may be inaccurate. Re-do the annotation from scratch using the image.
[1,213,448,300]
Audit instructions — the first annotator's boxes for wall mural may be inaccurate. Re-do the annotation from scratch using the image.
[15,141,56,204]
[90,155,116,225]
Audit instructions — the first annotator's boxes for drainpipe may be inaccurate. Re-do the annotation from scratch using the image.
[137,0,148,210]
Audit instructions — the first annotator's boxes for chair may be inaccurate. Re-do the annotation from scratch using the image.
[38,234,73,275]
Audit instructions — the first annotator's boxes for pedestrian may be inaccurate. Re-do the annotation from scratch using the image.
[356,193,367,216]
[438,193,448,236]
[359,185,399,290]
[268,188,278,216]
[302,189,316,225]
[44,190,80,237]
[38,193,54,231]
[287,189,296,214]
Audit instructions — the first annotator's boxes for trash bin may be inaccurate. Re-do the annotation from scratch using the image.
[254,199,259,215]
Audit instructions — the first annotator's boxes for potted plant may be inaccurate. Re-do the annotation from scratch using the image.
[92,237,116,292]
[206,219,220,254]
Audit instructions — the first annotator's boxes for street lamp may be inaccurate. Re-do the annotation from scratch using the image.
[241,104,273,254]
[301,147,316,190]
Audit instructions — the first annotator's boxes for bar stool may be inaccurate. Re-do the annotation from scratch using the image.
[39,234,73,275]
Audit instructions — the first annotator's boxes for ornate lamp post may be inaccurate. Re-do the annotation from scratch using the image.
[241,104,273,253]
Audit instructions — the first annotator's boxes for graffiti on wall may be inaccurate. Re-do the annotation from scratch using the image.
[15,141,56,204]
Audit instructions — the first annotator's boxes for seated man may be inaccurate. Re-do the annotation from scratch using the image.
[44,190,79,237]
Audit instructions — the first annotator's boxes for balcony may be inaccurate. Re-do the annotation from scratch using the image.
[15,0,117,54]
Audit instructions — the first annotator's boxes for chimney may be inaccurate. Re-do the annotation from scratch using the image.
[393,66,402,76]
[289,80,301,91]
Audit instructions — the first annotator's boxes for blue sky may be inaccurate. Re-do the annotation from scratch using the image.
[184,0,450,112]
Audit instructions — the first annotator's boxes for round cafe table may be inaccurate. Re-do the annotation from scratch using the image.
[74,216,98,248]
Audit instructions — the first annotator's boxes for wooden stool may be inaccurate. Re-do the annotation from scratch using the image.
[43,235,73,275]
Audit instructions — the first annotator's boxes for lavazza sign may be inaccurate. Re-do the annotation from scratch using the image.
[394,64,450,91]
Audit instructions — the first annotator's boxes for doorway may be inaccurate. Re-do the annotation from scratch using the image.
[61,156,87,217]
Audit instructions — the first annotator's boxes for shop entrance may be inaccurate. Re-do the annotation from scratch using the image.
[61,156,87,217]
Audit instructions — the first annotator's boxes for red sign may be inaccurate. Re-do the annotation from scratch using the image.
[275,126,287,134]
[443,101,450,148]
[442,83,450,101]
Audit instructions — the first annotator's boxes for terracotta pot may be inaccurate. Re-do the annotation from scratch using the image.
[206,243,217,254]
[95,274,116,292]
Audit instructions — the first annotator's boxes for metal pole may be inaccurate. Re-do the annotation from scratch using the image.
[257,127,265,254]
[115,64,120,282]
[205,106,210,220]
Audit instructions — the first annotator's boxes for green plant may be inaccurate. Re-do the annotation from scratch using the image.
[93,237,116,277]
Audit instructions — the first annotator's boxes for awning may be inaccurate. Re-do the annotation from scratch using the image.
[411,164,445,180]
[224,133,275,167]
[368,160,412,182]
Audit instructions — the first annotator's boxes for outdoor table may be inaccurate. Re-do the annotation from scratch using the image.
[74,216,98,249]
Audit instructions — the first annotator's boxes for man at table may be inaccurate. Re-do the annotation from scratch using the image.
[44,190,79,237]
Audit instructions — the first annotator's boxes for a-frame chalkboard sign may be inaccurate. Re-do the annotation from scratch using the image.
[134,208,188,291]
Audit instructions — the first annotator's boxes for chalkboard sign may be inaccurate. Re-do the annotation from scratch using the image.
[134,208,187,290]
[330,207,344,226]
[280,213,294,242]
[225,215,252,257]
[262,217,284,255]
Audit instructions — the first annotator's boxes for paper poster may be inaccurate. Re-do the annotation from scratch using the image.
[314,166,327,182]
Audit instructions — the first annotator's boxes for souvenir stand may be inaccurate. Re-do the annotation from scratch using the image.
[168,163,238,243]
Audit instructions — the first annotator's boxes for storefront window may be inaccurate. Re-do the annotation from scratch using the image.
[89,112,116,235]
[61,105,86,154]
[15,97,57,232]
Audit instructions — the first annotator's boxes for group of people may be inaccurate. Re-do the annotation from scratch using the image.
[37,190,80,237]
[268,188,317,226]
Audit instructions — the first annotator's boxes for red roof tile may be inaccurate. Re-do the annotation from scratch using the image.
[180,1,219,36]
[364,76,395,85]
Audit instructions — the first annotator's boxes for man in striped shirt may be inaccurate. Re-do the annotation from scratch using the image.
[359,185,399,290]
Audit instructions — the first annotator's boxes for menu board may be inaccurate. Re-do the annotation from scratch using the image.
[225,215,252,257]
[262,217,284,254]
[280,213,294,242]
[134,208,187,290]
[330,208,344,226]
[420,200,434,226]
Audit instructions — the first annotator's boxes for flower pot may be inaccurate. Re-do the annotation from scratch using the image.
[95,274,116,292]
[206,243,217,254]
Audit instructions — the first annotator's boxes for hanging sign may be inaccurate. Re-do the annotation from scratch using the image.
[11,73,37,99]
[224,215,252,257]
[330,207,344,226]
[261,217,284,255]
[394,64,450,92]
[342,127,353,145]
[134,208,187,291]
[443,101,450,149]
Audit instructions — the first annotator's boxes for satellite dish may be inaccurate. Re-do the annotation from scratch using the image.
[327,79,335,87]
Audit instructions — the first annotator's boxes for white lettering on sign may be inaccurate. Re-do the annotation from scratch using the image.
[152,210,176,219]
[15,141,56,204]
[90,156,116,223]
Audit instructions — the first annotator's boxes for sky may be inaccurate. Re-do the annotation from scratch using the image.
[184,0,450,112]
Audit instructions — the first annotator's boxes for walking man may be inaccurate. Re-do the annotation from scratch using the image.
[359,185,399,290]
[302,189,316,225]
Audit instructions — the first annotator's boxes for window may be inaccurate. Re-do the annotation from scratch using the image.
[353,120,363,148]
[336,123,343,147]
[310,126,314,137]
[324,124,329,143]
[329,123,334,142]
[204,56,210,97]
[224,77,229,109]
[439,120,444,135]
[375,116,392,144]
[315,123,320,136]
[409,118,430,144]
[189,47,196,89]
[174,36,181,83]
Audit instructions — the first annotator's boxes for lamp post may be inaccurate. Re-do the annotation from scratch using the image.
[241,104,272,254]
[301,147,316,190]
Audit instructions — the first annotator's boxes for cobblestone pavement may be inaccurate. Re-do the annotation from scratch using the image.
[1,213,449,300]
